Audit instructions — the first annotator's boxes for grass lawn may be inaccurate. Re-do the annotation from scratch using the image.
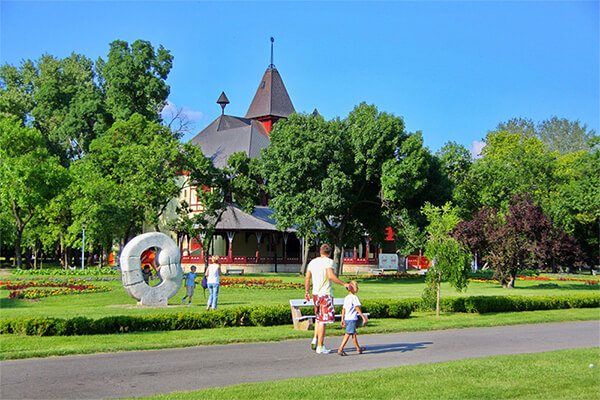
[133,347,600,400]
[1,271,598,360]
[1,272,598,319]
[2,308,598,360]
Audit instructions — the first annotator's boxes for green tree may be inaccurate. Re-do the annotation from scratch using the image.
[260,104,405,274]
[0,118,69,268]
[73,114,184,251]
[421,202,471,316]
[550,148,600,264]
[457,131,558,214]
[32,53,108,162]
[497,116,597,155]
[101,39,173,122]
[0,60,36,124]
[382,133,452,254]
[1,54,108,164]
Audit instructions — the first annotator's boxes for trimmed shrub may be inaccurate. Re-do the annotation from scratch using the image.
[249,305,291,326]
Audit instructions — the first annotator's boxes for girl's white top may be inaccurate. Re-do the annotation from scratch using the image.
[206,263,220,284]
[343,293,362,320]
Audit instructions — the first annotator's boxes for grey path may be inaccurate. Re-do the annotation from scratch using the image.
[1,321,599,399]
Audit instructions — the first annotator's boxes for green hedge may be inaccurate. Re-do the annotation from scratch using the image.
[436,294,600,314]
[0,299,413,336]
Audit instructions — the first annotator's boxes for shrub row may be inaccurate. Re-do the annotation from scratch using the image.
[297,299,413,320]
[0,305,292,336]
[0,299,413,337]
[434,293,600,314]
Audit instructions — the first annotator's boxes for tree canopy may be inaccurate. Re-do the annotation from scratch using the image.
[260,104,406,273]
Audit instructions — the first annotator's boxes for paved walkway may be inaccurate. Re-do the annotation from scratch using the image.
[1,321,598,399]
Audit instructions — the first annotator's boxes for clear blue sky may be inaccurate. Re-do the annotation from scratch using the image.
[1,1,598,154]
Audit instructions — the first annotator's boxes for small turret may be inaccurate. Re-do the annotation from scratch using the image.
[217,92,230,115]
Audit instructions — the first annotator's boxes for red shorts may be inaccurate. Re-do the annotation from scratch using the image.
[313,294,335,324]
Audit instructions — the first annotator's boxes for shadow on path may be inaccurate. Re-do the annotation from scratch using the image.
[355,341,433,355]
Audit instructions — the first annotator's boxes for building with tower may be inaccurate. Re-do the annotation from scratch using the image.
[176,42,381,273]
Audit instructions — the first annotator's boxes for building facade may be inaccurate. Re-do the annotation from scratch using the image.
[177,61,382,273]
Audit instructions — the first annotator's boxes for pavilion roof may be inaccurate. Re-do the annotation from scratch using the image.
[214,205,294,232]
[189,115,269,169]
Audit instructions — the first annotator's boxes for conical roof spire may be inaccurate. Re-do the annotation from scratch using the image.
[217,91,230,115]
[245,68,295,119]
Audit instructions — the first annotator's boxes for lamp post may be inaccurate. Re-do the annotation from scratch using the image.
[81,223,86,270]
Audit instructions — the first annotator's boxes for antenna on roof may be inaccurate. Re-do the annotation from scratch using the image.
[269,37,275,69]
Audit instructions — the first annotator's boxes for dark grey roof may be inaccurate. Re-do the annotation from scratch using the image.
[216,92,230,105]
[215,205,294,232]
[189,115,269,168]
[245,67,295,119]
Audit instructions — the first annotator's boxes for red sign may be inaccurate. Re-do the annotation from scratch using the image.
[384,226,395,241]
[407,255,430,270]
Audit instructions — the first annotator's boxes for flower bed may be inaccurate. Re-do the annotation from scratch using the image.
[469,275,600,285]
[13,268,119,276]
[0,278,111,299]
[215,277,304,290]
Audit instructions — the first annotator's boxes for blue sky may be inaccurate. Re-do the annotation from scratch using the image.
[1,1,598,155]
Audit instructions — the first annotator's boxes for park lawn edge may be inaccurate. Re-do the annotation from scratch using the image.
[131,347,600,400]
[1,307,598,360]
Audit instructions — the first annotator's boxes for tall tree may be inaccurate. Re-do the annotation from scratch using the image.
[0,118,68,268]
[261,104,406,274]
[549,147,600,264]
[457,131,557,214]
[101,39,173,122]
[32,53,108,162]
[73,114,184,249]
[497,116,597,155]
[382,133,453,254]
[0,60,36,124]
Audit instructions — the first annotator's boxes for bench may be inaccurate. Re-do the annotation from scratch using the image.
[289,298,370,330]
[226,268,244,275]
[370,267,397,275]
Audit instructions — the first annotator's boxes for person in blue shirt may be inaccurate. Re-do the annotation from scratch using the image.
[182,265,197,306]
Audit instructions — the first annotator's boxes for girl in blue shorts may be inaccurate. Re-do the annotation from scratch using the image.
[337,281,368,356]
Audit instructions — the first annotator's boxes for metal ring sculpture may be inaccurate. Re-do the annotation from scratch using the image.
[119,232,183,306]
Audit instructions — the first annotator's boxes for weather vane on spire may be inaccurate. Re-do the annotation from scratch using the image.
[269,37,275,69]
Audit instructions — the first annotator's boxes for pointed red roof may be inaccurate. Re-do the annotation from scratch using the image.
[245,67,295,119]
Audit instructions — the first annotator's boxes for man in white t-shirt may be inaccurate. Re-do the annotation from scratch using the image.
[305,244,350,354]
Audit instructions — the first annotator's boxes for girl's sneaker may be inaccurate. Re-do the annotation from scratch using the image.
[316,346,332,354]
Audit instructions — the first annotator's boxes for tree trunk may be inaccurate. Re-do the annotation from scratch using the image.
[14,229,24,269]
[436,271,441,317]
[507,275,516,289]
[333,242,344,276]
[300,237,310,276]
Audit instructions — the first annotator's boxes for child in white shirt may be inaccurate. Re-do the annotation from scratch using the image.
[337,281,368,356]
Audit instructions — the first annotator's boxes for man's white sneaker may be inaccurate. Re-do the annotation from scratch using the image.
[316,346,332,354]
